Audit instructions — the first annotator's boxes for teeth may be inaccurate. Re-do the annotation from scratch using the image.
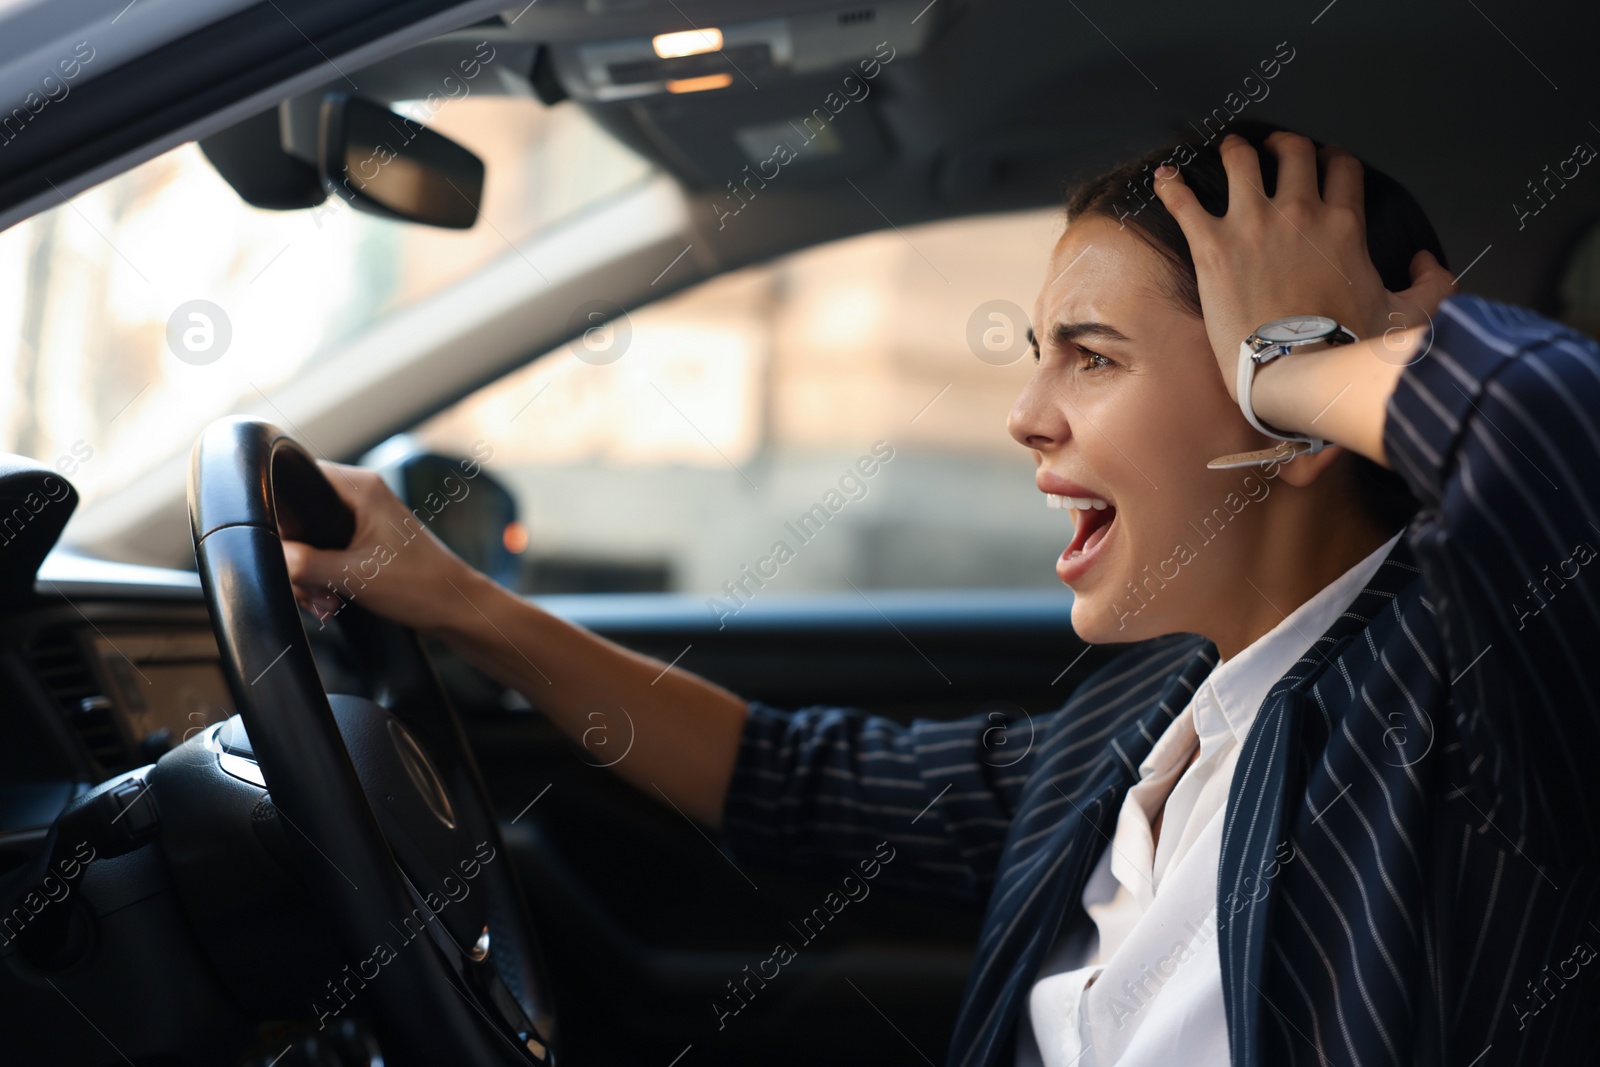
[1046,493,1110,511]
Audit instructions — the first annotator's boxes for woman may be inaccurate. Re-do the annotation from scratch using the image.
[283,126,1600,1066]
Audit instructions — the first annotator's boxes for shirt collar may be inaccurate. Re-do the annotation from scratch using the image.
[1193,529,1404,751]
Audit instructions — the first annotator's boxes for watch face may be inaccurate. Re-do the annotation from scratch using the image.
[1256,315,1339,344]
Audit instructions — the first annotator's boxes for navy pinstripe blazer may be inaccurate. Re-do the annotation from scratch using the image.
[721,295,1600,1067]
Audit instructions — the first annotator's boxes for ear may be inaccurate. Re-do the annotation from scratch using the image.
[1271,442,1346,488]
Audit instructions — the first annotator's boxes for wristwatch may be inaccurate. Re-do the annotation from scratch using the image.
[1207,314,1359,470]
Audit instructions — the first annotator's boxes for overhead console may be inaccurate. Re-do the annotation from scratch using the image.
[547,2,932,102]
[197,2,939,215]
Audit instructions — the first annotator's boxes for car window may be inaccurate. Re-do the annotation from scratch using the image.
[411,209,1074,598]
[0,93,653,512]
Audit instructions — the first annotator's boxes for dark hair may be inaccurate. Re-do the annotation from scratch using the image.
[1064,121,1441,533]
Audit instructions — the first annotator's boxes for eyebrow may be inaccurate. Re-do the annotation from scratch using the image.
[1026,321,1134,354]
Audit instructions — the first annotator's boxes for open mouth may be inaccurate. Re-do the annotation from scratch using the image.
[1046,493,1118,574]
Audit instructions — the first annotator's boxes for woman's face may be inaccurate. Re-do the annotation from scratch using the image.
[1010,214,1288,645]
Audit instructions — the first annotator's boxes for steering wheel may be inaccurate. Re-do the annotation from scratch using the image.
[188,416,557,1065]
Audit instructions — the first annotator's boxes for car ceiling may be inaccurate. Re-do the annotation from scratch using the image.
[2,0,1596,304]
[569,0,1600,311]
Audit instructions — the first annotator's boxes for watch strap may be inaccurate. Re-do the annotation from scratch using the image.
[1216,338,1331,468]
[1206,439,1317,470]
[1235,340,1280,440]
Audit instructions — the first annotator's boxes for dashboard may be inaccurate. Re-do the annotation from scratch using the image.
[0,552,231,857]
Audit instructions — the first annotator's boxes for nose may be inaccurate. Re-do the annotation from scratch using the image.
[1008,370,1071,453]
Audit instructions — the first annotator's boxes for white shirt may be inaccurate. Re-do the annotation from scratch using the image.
[1017,531,1402,1067]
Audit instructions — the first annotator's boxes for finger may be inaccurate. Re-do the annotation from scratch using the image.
[292,586,342,616]
[310,590,344,616]
[1266,130,1318,203]
[1410,249,1456,290]
[1152,164,1216,243]
[313,459,377,513]
[1400,249,1460,310]
[1218,133,1267,215]
[296,595,344,627]
[1318,145,1364,221]
[283,539,345,591]
[283,539,309,579]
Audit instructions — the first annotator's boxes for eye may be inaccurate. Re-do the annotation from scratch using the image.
[1076,347,1112,371]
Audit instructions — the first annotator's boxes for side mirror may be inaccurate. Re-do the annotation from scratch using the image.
[380,452,523,589]
[317,94,484,229]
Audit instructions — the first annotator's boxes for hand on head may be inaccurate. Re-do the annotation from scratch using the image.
[1151,130,1459,400]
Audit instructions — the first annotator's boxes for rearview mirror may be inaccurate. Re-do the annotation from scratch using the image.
[317,94,484,229]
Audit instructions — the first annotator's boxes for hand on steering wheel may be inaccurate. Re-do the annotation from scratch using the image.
[280,461,490,636]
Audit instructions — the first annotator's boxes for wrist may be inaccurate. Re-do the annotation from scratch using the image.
[1249,333,1411,466]
[1246,344,1337,431]
[426,562,508,644]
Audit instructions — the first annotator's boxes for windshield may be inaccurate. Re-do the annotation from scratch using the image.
[0,92,652,518]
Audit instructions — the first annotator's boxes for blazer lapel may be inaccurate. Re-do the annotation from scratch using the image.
[1218,534,1423,1066]
[949,638,1219,1067]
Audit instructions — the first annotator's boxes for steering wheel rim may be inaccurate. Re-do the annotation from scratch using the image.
[188,415,556,1065]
